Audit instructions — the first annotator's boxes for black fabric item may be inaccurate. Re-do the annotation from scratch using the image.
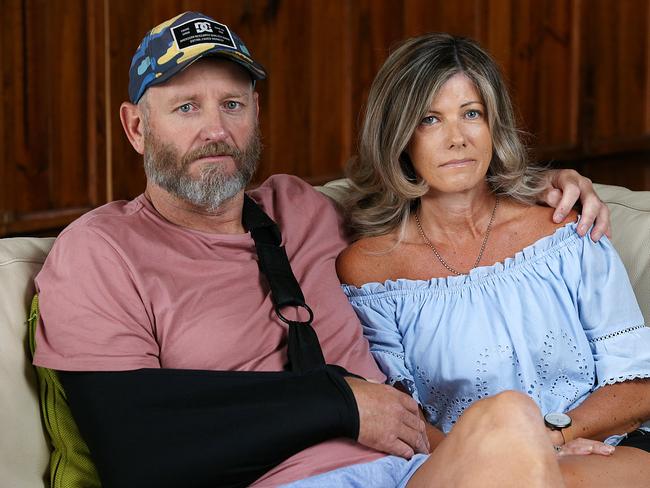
[255,241,306,308]
[243,194,326,373]
[244,195,306,310]
[287,321,326,372]
[617,429,650,453]
[59,366,360,488]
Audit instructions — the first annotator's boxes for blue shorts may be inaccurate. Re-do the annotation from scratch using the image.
[280,454,430,488]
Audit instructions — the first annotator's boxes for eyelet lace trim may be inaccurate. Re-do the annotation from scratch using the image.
[600,372,650,386]
[589,324,646,343]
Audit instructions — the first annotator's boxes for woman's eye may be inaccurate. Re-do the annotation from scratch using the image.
[421,115,438,126]
[465,109,482,120]
[178,103,193,113]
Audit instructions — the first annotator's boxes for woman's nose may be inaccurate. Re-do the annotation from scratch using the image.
[447,121,467,148]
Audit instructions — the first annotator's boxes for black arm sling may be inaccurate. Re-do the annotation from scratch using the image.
[59,195,361,488]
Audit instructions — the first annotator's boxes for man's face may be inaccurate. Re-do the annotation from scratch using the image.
[140,59,261,211]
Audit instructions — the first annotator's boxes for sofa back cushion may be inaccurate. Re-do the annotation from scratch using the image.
[0,237,54,488]
[594,184,650,323]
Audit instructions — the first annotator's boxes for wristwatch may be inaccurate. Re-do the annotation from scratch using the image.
[544,412,572,430]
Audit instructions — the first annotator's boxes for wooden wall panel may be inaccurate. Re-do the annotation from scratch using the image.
[307,0,354,181]
[485,0,581,156]
[260,0,312,181]
[0,0,106,235]
[1,0,649,236]
[349,0,405,155]
[403,0,485,39]
[583,0,650,154]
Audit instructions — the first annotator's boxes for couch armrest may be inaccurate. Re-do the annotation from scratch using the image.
[0,237,55,488]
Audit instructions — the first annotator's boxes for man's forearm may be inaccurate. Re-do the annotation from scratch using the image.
[59,366,359,488]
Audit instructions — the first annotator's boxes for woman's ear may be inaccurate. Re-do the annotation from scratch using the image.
[120,102,146,155]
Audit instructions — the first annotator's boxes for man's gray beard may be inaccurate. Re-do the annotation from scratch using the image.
[143,127,261,211]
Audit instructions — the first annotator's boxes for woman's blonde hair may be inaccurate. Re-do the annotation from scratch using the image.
[345,33,546,240]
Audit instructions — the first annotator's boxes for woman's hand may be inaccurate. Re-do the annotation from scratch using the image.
[539,169,611,241]
[547,427,614,457]
[555,437,615,457]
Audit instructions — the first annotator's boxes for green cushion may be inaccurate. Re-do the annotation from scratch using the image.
[27,295,101,488]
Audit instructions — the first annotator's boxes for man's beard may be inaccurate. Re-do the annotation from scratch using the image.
[143,126,262,211]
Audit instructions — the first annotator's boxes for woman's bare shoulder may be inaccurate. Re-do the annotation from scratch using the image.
[525,204,579,233]
[488,201,580,263]
[336,233,399,287]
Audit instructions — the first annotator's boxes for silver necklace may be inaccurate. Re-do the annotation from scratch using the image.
[414,196,499,276]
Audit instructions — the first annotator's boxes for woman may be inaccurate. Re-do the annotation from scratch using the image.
[337,33,650,485]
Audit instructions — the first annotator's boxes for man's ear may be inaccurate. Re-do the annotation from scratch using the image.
[120,102,146,155]
[253,91,259,120]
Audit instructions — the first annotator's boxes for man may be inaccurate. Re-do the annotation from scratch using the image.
[34,12,612,488]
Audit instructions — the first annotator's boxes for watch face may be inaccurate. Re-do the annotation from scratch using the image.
[544,412,572,429]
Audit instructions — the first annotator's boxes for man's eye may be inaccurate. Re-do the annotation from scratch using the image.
[225,101,241,110]
[178,103,193,113]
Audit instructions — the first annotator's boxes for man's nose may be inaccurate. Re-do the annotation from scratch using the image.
[200,109,228,142]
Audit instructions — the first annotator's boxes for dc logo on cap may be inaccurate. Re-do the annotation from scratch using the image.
[195,21,213,33]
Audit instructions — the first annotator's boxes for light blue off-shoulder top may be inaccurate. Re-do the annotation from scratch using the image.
[343,222,650,441]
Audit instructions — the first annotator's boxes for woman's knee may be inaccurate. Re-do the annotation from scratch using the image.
[446,391,543,446]
[467,390,541,427]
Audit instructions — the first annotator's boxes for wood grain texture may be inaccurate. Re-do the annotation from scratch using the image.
[582,0,650,154]
[1,0,648,236]
[1,0,105,235]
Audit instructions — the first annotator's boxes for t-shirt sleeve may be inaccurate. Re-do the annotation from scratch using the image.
[345,289,421,403]
[577,235,650,388]
[33,225,159,371]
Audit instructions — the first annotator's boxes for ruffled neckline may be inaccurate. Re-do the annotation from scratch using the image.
[343,220,584,295]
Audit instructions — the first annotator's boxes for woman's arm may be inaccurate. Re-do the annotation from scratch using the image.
[562,379,650,442]
[564,227,650,445]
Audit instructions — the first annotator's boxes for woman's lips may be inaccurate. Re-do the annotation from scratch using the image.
[440,159,475,168]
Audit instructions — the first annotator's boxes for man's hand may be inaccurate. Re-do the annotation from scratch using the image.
[345,377,429,458]
[540,169,611,241]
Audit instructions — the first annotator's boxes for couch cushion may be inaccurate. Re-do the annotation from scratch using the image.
[0,237,54,488]
[595,184,650,324]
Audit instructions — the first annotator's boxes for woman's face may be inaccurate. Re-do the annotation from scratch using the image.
[406,73,493,196]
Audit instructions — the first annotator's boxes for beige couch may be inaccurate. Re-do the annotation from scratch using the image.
[1,182,649,487]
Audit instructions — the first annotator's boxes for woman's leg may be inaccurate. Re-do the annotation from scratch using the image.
[407,391,564,487]
[559,447,650,487]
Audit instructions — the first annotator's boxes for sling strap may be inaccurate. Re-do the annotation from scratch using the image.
[242,195,325,373]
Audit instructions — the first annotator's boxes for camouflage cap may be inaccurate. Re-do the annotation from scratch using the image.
[128,11,267,103]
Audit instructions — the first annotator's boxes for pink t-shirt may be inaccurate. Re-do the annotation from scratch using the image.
[34,174,386,486]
